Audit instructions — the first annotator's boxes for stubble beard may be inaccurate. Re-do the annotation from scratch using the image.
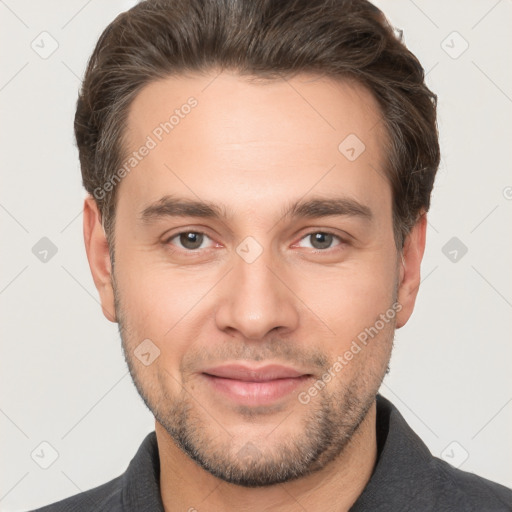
[113,272,395,487]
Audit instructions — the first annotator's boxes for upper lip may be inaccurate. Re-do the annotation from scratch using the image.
[202,364,309,382]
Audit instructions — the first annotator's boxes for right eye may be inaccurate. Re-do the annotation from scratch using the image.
[164,231,218,252]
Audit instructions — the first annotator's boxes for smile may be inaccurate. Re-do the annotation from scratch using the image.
[201,364,313,406]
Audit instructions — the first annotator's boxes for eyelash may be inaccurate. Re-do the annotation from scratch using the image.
[163,229,347,254]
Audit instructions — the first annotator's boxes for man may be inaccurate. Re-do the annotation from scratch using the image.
[31,0,512,510]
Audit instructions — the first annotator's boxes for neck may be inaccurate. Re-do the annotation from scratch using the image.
[156,400,377,512]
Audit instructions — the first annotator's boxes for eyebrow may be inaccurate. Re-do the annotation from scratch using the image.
[139,194,373,224]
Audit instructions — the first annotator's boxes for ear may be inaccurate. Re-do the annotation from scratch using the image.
[395,212,427,329]
[83,196,117,323]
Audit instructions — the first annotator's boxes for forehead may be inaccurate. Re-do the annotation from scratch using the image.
[126,70,386,152]
[119,71,390,221]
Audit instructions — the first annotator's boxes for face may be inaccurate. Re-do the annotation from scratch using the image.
[85,71,425,487]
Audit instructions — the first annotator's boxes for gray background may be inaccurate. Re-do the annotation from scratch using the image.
[1,0,511,510]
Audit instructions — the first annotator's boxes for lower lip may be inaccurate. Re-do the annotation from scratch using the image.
[202,374,311,405]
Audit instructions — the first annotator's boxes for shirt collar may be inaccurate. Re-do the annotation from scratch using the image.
[349,393,434,510]
[121,430,165,511]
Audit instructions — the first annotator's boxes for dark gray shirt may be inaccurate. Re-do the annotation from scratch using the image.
[30,394,512,511]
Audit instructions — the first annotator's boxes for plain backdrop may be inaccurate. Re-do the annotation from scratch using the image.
[1,0,511,510]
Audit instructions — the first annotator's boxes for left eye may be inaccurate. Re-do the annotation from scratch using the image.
[296,232,343,251]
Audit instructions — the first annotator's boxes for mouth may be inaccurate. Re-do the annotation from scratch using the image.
[201,364,313,406]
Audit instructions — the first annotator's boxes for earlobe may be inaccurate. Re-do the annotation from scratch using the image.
[395,213,427,329]
[83,196,117,323]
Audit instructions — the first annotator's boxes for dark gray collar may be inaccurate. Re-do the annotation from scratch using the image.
[120,430,165,511]
[349,394,434,511]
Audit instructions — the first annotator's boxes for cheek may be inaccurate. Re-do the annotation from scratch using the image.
[114,253,216,352]
[298,257,397,343]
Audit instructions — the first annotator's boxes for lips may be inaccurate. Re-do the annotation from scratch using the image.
[201,364,312,405]
[203,364,307,382]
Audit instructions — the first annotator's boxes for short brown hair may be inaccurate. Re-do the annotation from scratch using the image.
[75,0,439,250]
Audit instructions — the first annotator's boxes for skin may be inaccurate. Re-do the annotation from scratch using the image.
[83,71,426,512]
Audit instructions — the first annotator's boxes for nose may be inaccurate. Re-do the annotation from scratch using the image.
[215,246,300,340]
